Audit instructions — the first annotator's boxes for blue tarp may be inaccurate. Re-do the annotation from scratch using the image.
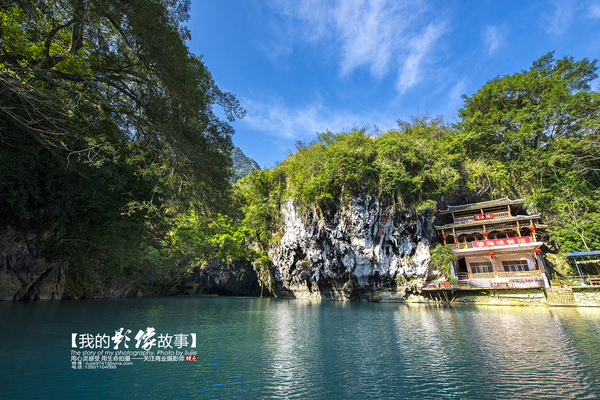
[563,250,600,257]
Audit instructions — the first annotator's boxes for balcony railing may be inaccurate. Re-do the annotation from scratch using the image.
[449,271,545,289]
[464,270,542,279]
[467,272,496,279]
[453,211,511,224]
[496,270,542,278]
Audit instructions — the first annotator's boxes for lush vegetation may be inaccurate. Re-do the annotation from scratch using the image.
[0,0,245,297]
[278,121,462,210]
[1,1,597,300]
[231,147,260,181]
[237,53,600,254]
[429,244,456,283]
[457,52,600,253]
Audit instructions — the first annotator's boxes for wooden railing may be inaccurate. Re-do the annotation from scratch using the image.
[586,275,600,285]
[456,273,469,281]
[552,275,600,286]
[453,211,511,224]
[468,272,496,279]
[496,270,542,278]
[465,270,542,280]
[456,242,474,250]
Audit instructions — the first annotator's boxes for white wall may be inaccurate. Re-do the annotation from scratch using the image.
[466,253,535,273]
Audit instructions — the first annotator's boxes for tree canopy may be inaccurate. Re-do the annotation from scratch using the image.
[3,7,598,299]
[458,52,598,162]
[0,0,245,296]
[458,52,600,252]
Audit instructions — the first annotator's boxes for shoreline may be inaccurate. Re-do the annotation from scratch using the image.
[3,287,600,307]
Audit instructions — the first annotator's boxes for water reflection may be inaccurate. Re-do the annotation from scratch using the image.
[1,299,600,399]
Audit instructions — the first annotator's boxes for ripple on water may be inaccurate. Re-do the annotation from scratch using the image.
[1,299,600,399]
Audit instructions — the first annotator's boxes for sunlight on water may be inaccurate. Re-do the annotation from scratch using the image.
[1,298,600,399]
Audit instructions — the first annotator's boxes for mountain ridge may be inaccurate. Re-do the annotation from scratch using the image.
[232,147,260,180]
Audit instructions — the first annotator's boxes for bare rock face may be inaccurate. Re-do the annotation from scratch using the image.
[269,194,434,301]
[0,228,66,300]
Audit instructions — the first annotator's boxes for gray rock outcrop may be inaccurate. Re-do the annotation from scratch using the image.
[269,194,435,301]
[0,228,66,300]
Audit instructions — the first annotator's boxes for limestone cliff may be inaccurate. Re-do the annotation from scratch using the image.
[269,194,436,301]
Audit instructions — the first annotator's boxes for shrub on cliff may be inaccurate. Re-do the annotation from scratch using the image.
[277,118,463,209]
[238,53,600,255]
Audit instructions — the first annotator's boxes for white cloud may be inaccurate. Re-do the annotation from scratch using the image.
[333,0,424,78]
[261,0,448,94]
[396,21,446,93]
[543,0,576,35]
[240,96,395,139]
[483,25,505,55]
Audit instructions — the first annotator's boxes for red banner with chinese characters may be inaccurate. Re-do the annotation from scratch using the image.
[472,236,531,248]
[474,213,493,221]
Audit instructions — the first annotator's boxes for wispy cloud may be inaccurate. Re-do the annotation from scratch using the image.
[261,0,448,94]
[543,0,576,35]
[258,0,332,61]
[396,21,447,93]
[483,25,505,55]
[590,3,600,19]
[240,96,395,139]
[332,0,425,78]
[445,79,468,117]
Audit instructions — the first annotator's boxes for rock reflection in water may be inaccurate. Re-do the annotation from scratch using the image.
[1,298,600,399]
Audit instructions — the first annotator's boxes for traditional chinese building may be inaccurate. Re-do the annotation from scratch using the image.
[435,198,550,288]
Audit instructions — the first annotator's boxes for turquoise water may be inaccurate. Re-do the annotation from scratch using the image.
[1,297,600,399]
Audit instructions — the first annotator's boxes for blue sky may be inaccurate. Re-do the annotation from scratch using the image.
[186,0,600,168]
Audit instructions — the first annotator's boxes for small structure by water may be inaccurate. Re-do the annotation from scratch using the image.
[563,250,600,284]
[434,198,550,289]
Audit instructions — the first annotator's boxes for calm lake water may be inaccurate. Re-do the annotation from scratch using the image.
[1,297,600,399]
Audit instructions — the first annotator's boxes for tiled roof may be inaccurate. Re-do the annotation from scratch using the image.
[440,198,525,214]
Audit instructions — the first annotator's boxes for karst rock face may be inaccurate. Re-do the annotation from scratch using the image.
[0,228,66,301]
[269,194,435,301]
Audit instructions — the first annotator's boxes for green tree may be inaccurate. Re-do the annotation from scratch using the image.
[458,52,598,162]
[0,0,245,297]
[429,244,456,282]
[236,168,286,250]
[458,52,600,252]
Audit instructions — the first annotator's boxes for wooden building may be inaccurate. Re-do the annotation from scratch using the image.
[435,198,550,288]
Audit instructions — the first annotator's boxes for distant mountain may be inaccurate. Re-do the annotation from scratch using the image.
[231,147,260,180]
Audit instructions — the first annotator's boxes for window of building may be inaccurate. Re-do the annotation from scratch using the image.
[502,260,529,272]
[470,262,493,273]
